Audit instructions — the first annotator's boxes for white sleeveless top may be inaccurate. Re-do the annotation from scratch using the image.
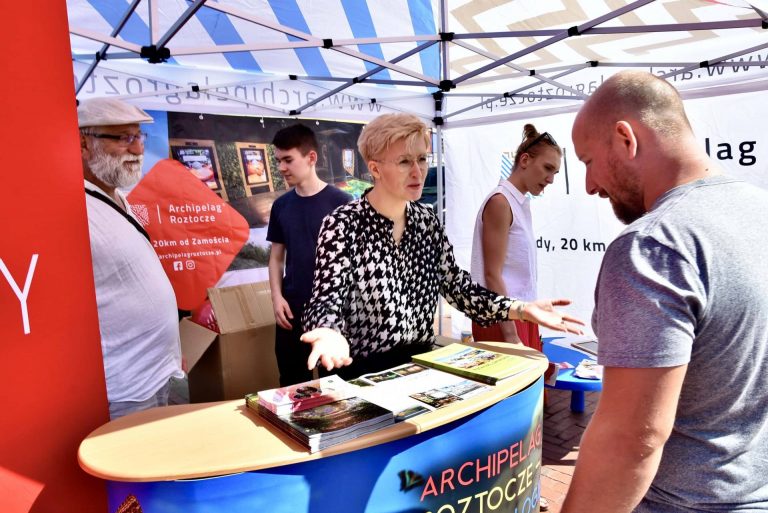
[470,180,537,301]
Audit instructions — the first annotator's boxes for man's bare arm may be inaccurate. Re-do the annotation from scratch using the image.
[562,364,688,513]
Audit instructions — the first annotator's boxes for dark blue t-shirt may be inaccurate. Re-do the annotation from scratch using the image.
[267,185,352,309]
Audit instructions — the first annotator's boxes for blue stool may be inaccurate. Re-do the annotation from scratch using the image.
[542,337,603,413]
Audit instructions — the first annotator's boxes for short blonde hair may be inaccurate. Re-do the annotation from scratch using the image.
[357,113,431,162]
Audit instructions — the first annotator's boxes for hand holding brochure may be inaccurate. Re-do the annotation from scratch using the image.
[412,343,531,385]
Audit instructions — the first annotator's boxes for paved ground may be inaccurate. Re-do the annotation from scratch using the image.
[540,389,600,512]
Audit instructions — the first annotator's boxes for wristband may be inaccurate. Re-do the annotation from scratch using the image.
[516,301,527,322]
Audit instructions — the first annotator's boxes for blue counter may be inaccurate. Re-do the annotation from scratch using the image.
[79,342,548,513]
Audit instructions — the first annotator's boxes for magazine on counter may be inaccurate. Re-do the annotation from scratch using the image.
[254,375,355,415]
[409,389,463,408]
[353,362,491,417]
[252,397,394,453]
[412,343,530,385]
[246,357,498,451]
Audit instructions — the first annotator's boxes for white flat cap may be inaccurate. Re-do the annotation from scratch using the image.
[77,97,154,128]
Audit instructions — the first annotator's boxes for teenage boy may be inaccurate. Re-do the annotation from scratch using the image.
[267,124,352,386]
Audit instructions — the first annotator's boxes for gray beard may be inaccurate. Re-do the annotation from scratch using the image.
[88,151,143,189]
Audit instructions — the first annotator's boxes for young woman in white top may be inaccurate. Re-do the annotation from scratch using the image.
[470,124,562,351]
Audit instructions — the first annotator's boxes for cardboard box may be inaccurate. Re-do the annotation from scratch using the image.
[180,281,280,403]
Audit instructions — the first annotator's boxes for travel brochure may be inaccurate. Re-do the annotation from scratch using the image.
[352,362,490,418]
[246,343,527,452]
[254,397,394,453]
[253,375,355,415]
[411,343,531,385]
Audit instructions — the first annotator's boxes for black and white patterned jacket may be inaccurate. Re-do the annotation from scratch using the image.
[302,193,515,359]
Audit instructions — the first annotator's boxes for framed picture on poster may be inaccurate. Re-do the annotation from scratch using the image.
[169,139,228,200]
[235,142,274,195]
[342,148,355,177]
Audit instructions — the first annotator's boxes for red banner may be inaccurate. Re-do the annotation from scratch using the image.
[1,1,109,511]
[128,159,250,310]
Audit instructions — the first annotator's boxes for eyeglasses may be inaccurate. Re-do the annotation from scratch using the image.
[87,132,147,146]
[519,132,558,154]
[374,153,433,173]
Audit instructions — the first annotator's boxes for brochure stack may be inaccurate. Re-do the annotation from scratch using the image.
[247,394,394,453]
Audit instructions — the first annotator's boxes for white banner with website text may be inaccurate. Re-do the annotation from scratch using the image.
[72,61,433,123]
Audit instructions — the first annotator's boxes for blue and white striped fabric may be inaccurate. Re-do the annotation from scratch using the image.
[68,0,768,125]
[68,0,439,83]
[500,152,513,180]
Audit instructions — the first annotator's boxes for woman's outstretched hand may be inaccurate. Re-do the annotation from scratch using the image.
[523,299,585,334]
[300,327,354,371]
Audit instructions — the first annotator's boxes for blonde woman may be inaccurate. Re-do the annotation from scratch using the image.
[301,113,582,378]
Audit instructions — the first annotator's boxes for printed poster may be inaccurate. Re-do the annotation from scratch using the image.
[127,159,250,310]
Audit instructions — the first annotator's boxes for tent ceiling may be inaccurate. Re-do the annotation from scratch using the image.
[68,0,768,125]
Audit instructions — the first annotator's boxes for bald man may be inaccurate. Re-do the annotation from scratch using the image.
[563,71,768,512]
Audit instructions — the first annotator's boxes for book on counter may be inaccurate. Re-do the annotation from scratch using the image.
[253,374,355,415]
[247,395,394,453]
[411,343,530,385]
[244,357,501,452]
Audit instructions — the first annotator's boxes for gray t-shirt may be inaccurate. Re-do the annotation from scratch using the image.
[593,175,768,512]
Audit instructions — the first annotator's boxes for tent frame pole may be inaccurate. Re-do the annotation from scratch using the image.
[74,0,141,95]
[291,41,439,114]
[156,0,208,49]
[436,0,449,336]
[661,40,768,80]
[201,2,438,85]
[452,0,653,85]
[445,66,587,121]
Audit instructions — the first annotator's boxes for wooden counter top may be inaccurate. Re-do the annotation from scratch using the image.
[79,342,547,482]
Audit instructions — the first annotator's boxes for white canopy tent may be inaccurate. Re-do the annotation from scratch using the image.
[68,0,768,122]
[67,0,768,335]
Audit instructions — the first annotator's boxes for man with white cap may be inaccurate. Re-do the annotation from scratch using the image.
[78,97,184,419]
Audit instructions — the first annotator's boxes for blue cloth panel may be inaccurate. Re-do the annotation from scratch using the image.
[268,0,331,77]
[194,8,263,72]
[87,0,178,65]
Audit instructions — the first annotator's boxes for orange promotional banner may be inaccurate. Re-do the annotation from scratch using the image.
[128,159,250,310]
